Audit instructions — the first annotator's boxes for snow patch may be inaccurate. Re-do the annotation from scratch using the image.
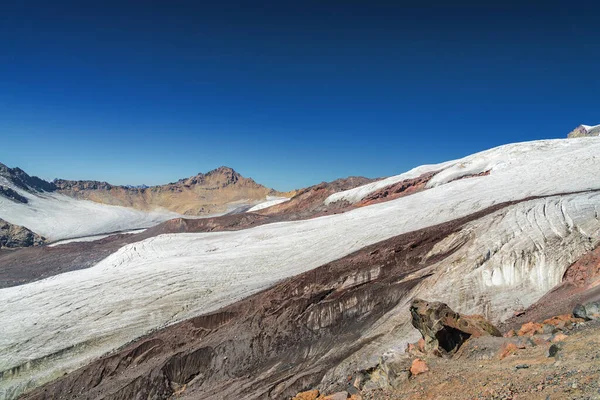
[582,124,600,131]
[247,196,290,212]
[0,184,179,240]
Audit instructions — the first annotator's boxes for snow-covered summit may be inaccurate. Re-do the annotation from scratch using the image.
[581,124,600,131]
[568,124,600,138]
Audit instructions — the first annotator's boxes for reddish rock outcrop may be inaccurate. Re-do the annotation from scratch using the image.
[357,172,437,207]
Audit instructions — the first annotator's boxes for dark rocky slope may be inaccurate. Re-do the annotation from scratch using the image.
[0,219,45,249]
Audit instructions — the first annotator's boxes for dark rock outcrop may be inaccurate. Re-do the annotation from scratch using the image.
[410,299,501,356]
[573,302,600,321]
[0,162,56,193]
[0,186,28,203]
[0,219,45,249]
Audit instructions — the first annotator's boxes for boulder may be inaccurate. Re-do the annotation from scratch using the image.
[573,302,600,320]
[517,322,543,336]
[410,298,501,356]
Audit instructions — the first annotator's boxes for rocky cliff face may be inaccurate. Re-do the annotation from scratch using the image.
[0,219,45,249]
[54,166,287,215]
[0,163,56,193]
[567,124,600,138]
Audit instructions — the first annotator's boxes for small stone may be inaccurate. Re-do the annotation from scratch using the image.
[498,343,518,360]
[542,324,557,334]
[410,358,429,376]
[515,364,530,370]
[292,390,320,400]
[547,344,560,358]
[417,338,426,352]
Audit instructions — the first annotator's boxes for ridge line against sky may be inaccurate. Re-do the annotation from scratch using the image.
[1,1,599,191]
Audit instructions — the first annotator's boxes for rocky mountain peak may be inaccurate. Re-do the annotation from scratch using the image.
[567,124,600,138]
[0,162,56,193]
[177,166,246,188]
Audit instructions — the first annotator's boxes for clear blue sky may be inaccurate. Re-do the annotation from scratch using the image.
[1,1,598,191]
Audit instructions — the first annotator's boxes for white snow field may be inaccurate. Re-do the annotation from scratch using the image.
[325,191,600,382]
[325,137,600,205]
[247,195,290,212]
[324,160,455,205]
[2,138,600,398]
[0,182,179,240]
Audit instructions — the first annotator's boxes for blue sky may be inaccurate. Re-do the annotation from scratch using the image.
[1,1,599,191]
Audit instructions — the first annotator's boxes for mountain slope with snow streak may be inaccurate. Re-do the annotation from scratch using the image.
[0,178,179,241]
[247,196,290,212]
[3,138,600,399]
[326,137,600,205]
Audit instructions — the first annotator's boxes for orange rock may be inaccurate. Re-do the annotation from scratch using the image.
[410,358,429,376]
[518,322,543,336]
[543,314,573,328]
[552,333,568,343]
[292,390,320,400]
[417,338,426,352]
[498,342,518,360]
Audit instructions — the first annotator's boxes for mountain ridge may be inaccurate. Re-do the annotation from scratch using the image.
[53,165,290,215]
[0,163,292,216]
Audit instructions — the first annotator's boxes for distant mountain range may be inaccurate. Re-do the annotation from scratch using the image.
[0,163,291,216]
[53,166,292,215]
